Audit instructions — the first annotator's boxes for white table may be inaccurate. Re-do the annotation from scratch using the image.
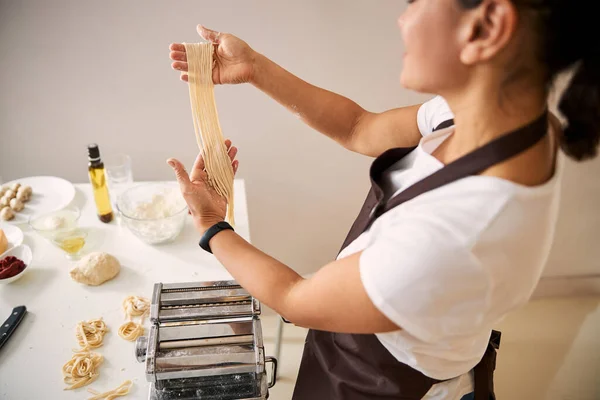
[0,180,250,400]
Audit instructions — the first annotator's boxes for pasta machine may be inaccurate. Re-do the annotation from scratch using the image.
[135,280,277,400]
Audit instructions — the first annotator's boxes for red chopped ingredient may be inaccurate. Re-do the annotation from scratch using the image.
[0,256,26,279]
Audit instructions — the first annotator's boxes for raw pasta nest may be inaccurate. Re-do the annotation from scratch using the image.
[76,318,109,350]
[118,321,144,341]
[62,350,104,390]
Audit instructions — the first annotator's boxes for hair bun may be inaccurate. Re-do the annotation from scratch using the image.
[558,58,600,161]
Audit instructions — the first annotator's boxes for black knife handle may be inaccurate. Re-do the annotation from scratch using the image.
[0,306,27,350]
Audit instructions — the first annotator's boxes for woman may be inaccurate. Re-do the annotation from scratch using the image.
[167,0,600,398]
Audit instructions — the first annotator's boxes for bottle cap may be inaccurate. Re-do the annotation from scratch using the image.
[87,144,101,161]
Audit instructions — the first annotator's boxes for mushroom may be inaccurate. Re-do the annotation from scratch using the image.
[16,190,30,203]
[0,206,14,221]
[20,185,33,196]
[9,198,24,212]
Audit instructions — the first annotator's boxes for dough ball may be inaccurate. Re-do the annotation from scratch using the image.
[0,207,15,221]
[4,190,15,200]
[16,191,29,203]
[0,196,9,207]
[10,183,21,191]
[0,187,6,197]
[9,198,24,212]
[70,252,121,286]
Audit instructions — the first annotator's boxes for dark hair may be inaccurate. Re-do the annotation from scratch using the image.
[458,0,600,161]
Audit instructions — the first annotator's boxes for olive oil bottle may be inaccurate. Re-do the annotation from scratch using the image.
[87,144,113,223]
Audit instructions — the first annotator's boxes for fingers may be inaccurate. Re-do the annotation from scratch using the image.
[191,152,206,175]
[227,145,238,162]
[176,140,237,184]
[167,158,192,190]
[224,139,237,164]
[170,44,189,81]
[225,139,239,174]
[172,61,188,72]
[197,25,222,44]
[191,142,236,170]
[169,43,186,52]
[170,50,187,62]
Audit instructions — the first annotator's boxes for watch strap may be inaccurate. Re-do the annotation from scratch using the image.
[199,221,234,253]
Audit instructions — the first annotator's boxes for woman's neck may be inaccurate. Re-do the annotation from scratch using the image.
[441,79,547,155]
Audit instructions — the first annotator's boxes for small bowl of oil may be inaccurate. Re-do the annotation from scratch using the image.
[51,229,88,260]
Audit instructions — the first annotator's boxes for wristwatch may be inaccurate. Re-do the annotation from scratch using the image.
[199,221,234,253]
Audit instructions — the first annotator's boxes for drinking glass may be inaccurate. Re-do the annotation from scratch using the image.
[105,154,134,211]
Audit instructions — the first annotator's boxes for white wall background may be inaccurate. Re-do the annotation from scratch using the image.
[1,0,598,280]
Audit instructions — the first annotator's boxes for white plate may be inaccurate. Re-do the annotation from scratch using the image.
[1,176,76,225]
[0,223,24,256]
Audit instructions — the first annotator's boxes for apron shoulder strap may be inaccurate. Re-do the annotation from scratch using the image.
[378,112,548,217]
[433,119,455,132]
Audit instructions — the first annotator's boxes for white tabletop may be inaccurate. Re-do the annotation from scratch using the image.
[0,180,250,400]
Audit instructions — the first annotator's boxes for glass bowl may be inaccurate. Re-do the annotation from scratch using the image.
[117,183,188,245]
[51,229,88,260]
[28,207,81,240]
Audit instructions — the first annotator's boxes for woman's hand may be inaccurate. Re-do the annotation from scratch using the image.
[167,140,239,234]
[170,25,257,84]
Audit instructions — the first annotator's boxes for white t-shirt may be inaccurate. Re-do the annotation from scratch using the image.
[339,97,562,399]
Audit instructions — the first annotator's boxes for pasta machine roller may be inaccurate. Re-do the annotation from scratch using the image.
[135,280,277,400]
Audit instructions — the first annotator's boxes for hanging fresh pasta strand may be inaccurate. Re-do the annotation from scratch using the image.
[183,42,235,225]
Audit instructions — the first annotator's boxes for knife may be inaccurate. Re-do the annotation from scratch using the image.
[0,306,27,350]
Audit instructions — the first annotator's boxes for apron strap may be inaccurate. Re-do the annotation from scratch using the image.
[433,119,455,131]
[374,111,548,221]
[338,118,455,252]
[474,330,501,400]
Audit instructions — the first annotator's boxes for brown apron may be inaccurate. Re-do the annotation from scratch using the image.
[292,113,548,400]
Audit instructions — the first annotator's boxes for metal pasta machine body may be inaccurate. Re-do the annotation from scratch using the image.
[135,280,277,400]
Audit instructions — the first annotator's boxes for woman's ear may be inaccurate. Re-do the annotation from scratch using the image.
[458,0,518,65]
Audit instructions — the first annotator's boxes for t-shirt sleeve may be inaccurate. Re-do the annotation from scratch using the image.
[416,96,455,136]
[359,215,491,343]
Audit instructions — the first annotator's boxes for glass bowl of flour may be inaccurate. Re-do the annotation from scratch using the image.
[117,183,188,245]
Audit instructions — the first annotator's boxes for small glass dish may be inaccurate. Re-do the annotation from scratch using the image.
[28,207,81,240]
[51,229,88,260]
